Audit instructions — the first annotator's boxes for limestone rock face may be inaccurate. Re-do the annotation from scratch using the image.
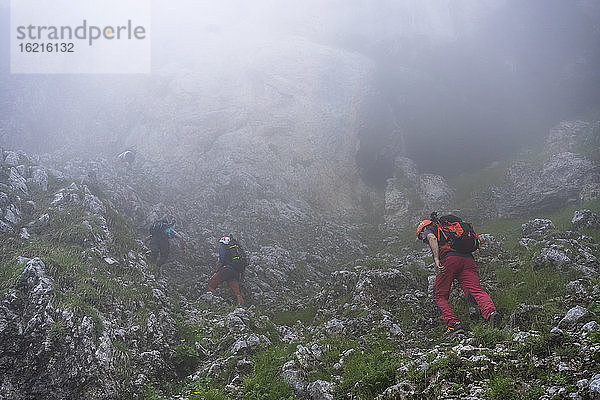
[495,152,598,217]
[0,258,107,398]
[0,143,599,399]
[384,157,453,229]
[4,39,388,310]
[484,120,600,218]
[418,174,454,209]
[453,120,599,222]
[120,39,380,225]
[545,120,600,157]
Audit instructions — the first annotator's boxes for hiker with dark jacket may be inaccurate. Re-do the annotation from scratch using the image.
[117,149,136,168]
[417,213,500,338]
[208,235,247,305]
[144,219,183,266]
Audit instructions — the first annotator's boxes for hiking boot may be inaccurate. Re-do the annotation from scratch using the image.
[489,311,502,328]
[442,322,465,339]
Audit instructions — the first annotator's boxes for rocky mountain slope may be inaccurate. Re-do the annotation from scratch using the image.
[0,151,177,398]
[0,117,599,400]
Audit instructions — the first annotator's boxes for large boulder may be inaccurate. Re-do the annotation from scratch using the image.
[307,380,335,400]
[532,230,599,277]
[522,218,556,239]
[558,305,588,329]
[495,152,598,217]
[467,120,600,220]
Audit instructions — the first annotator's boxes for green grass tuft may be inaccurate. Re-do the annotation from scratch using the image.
[487,375,520,400]
[106,205,142,257]
[471,324,510,347]
[243,343,296,400]
[184,378,228,400]
[333,333,403,399]
[272,306,317,327]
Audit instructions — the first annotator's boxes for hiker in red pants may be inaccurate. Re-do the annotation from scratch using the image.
[417,214,500,338]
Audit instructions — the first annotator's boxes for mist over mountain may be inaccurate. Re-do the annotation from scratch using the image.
[2,0,600,179]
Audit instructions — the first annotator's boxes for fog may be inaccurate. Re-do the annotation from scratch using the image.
[1,0,600,180]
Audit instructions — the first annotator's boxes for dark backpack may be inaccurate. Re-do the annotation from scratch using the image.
[150,220,169,239]
[226,241,249,273]
[436,214,480,254]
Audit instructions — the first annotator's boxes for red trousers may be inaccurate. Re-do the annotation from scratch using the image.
[434,255,496,326]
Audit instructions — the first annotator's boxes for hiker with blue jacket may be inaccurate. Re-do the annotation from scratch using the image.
[144,219,183,266]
